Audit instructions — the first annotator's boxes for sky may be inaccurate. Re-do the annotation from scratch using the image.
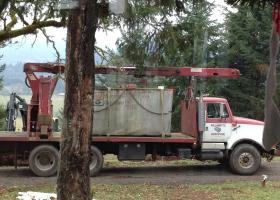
[0,0,232,64]
[0,28,121,64]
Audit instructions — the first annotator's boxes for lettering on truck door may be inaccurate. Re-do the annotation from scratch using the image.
[203,103,232,142]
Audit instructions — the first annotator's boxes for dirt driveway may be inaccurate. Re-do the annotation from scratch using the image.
[0,161,279,187]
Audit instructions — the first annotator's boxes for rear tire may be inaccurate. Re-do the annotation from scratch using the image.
[29,145,59,177]
[90,146,103,176]
[229,144,261,175]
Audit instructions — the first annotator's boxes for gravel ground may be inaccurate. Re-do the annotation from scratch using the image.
[0,160,279,187]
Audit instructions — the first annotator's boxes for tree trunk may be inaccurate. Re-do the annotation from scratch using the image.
[57,0,98,200]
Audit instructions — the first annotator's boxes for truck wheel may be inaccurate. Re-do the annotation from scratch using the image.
[229,144,261,175]
[29,145,59,177]
[90,146,103,176]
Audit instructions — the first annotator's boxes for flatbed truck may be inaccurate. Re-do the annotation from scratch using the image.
[0,63,279,177]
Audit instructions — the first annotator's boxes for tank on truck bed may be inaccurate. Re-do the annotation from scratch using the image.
[92,88,173,137]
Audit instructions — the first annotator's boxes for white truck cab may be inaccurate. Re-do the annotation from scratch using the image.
[201,97,267,175]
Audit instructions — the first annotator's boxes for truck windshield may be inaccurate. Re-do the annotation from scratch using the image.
[207,103,228,118]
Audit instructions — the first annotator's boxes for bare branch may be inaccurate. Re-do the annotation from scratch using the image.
[31,32,38,47]
[1,17,7,30]
[40,28,61,62]
[17,8,30,26]
[95,46,109,65]
[33,1,38,22]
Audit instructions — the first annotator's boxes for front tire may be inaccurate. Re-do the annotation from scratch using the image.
[229,144,261,175]
[29,145,59,177]
[90,146,103,176]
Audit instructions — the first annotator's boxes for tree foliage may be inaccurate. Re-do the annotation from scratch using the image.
[0,55,5,131]
[213,5,273,119]
[0,104,5,131]
[226,0,274,7]
[0,61,4,90]
[0,0,66,44]
[0,63,4,131]
[112,0,220,68]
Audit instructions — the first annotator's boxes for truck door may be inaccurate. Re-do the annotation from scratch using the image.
[202,103,232,142]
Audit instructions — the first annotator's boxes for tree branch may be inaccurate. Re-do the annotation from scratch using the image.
[95,45,109,65]
[40,28,61,62]
[6,4,17,31]
[0,19,66,42]
[17,9,30,26]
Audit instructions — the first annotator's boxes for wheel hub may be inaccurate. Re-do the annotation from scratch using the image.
[239,152,254,169]
[35,151,55,171]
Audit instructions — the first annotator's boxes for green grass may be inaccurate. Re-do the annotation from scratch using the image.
[92,184,214,200]
[103,154,205,168]
[1,181,280,200]
[272,156,280,161]
[193,181,280,200]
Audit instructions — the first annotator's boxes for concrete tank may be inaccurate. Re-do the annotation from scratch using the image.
[92,88,173,137]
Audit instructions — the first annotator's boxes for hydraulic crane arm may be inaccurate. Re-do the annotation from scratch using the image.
[94,66,240,78]
[23,63,64,74]
[24,63,65,102]
[23,63,65,138]
[24,63,240,78]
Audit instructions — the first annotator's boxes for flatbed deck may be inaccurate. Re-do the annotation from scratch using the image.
[0,131,196,144]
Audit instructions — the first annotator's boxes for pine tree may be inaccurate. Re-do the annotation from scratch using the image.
[217,6,272,120]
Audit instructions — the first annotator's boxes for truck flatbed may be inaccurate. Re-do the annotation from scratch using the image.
[0,132,60,142]
[94,133,196,143]
[0,131,196,144]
